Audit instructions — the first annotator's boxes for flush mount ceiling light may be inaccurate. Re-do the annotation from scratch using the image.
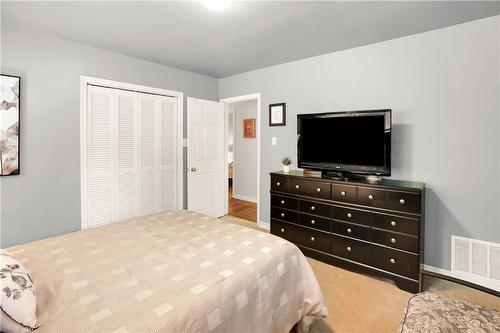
[201,0,233,11]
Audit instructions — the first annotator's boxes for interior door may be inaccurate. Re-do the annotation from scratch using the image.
[187,97,226,217]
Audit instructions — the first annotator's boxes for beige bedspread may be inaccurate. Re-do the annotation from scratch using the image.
[5,210,327,333]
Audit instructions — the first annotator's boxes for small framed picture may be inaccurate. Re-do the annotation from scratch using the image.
[243,118,256,138]
[269,103,286,126]
[1,74,21,176]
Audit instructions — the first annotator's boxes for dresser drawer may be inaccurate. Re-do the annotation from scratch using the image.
[271,208,298,224]
[288,179,331,200]
[332,184,357,203]
[387,190,421,214]
[271,220,301,243]
[298,228,331,253]
[357,187,387,208]
[332,221,370,241]
[372,213,419,235]
[299,214,331,232]
[370,244,419,279]
[299,200,330,217]
[271,195,298,210]
[331,206,373,226]
[271,176,288,193]
[332,235,372,266]
[371,229,419,253]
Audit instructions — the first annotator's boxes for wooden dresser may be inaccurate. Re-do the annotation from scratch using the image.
[270,171,425,293]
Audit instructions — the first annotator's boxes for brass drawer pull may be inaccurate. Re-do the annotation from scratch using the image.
[400,199,405,205]
[347,228,352,234]
[346,246,352,252]
[310,237,315,242]
[281,200,285,204]
[280,228,285,233]
[295,185,300,189]
[276,182,280,186]
[341,191,346,196]
[347,213,352,218]
[316,188,321,192]
[391,221,397,227]
[311,220,316,225]
[390,238,397,244]
[390,258,396,264]
[310,206,315,211]
[280,213,285,217]
[368,194,374,200]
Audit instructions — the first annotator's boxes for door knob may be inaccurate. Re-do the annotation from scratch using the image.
[191,167,197,172]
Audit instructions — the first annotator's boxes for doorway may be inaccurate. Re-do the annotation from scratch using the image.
[221,94,261,225]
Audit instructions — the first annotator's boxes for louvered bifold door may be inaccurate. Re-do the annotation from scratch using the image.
[159,96,178,210]
[139,95,161,215]
[115,91,139,221]
[86,86,115,227]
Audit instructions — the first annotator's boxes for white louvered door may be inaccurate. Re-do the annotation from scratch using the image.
[85,85,178,228]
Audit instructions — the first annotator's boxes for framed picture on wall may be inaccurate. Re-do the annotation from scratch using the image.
[0,74,20,176]
[269,103,286,126]
[243,118,256,138]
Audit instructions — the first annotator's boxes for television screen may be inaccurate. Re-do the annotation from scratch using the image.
[297,110,391,175]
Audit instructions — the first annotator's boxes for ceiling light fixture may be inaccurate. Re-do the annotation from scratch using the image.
[201,0,232,11]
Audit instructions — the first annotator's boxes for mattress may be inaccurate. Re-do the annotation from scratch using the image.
[4,210,327,333]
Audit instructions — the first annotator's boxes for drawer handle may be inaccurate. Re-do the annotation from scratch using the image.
[400,199,405,205]
[311,220,316,225]
[280,213,285,217]
[390,258,396,264]
[281,200,285,205]
[390,238,397,244]
[310,237,315,242]
[276,182,281,186]
[347,228,352,234]
[368,194,374,200]
[280,228,285,233]
[391,221,397,227]
[341,191,346,196]
[295,185,300,189]
[346,246,352,252]
[316,188,321,192]
[347,213,352,218]
[310,206,315,211]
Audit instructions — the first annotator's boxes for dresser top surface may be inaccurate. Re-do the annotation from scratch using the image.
[270,170,425,191]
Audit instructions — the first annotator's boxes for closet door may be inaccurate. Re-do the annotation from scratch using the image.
[115,91,139,220]
[159,96,178,210]
[86,86,115,227]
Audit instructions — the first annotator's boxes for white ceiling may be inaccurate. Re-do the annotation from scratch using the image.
[2,1,500,78]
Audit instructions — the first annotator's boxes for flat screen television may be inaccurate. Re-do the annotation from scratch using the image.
[297,109,391,176]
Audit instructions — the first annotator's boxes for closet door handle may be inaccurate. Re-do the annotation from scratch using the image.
[191,167,197,172]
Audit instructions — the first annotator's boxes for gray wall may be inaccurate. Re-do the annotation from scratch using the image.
[231,100,258,200]
[219,16,500,270]
[0,27,218,248]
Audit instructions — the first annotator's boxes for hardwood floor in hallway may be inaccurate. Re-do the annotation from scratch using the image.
[227,184,257,222]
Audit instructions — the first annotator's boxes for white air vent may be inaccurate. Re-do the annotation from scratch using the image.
[451,236,500,291]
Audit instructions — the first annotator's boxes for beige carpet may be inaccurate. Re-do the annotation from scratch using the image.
[221,216,499,332]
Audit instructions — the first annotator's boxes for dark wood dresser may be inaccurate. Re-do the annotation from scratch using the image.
[270,171,425,293]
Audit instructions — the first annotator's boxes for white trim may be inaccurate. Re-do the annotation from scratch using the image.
[80,75,184,229]
[422,264,500,292]
[220,93,261,225]
[232,194,257,203]
[257,220,270,230]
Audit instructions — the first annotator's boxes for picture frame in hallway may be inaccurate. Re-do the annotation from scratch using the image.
[0,74,20,176]
[243,118,256,138]
[269,103,286,126]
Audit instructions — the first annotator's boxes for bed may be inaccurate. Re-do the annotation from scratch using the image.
[4,210,327,333]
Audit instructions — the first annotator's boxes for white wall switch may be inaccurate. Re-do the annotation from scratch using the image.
[183,138,188,147]
[272,137,277,145]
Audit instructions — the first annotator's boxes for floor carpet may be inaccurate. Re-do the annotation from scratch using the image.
[221,215,499,332]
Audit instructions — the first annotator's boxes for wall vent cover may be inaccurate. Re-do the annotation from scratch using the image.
[451,235,500,290]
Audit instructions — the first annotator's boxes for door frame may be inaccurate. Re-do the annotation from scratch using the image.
[79,75,184,229]
[220,93,265,229]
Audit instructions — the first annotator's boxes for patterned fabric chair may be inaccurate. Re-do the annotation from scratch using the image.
[398,293,499,333]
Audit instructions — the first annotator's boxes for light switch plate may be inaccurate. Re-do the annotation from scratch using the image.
[272,137,277,145]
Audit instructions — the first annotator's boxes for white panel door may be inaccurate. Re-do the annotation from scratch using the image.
[86,86,115,227]
[187,97,225,217]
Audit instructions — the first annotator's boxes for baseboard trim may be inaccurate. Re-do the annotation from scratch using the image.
[257,220,270,230]
[422,264,500,293]
[232,194,257,203]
